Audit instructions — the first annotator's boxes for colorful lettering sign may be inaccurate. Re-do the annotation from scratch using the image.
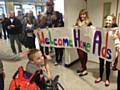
[36,27,116,61]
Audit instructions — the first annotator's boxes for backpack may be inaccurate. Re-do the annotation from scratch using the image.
[9,66,38,90]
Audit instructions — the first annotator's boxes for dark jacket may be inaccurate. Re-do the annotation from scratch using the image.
[1,17,9,30]
[6,17,22,35]
[52,11,64,27]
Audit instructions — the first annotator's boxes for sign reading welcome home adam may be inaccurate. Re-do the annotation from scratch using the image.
[37,27,117,62]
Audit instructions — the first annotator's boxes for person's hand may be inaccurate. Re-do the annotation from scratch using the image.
[33,30,38,36]
[10,25,15,28]
[117,30,120,39]
[7,26,11,29]
[8,25,15,29]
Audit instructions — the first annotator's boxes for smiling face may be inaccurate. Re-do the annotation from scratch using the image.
[78,9,88,22]
[105,16,113,28]
[9,11,15,18]
[80,13,87,21]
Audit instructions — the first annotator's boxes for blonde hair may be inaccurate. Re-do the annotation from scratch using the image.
[75,9,91,26]
[77,9,89,21]
[104,15,117,27]
[104,15,115,21]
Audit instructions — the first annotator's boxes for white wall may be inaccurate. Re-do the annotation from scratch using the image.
[87,0,104,27]
[87,0,118,27]
[54,0,64,15]
[64,0,86,28]
[117,0,120,26]
[64,0,118,28]
[64,0,118,27]
[110,0,117,15]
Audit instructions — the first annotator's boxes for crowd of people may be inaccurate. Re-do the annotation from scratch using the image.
[0,0,64,90]
[0,0,120,89]
[0,0,64,61]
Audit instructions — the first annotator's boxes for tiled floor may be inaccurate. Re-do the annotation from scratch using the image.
[0,39,117,90]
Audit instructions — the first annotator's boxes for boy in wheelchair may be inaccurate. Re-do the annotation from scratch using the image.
[26,49,52,90]
[9,49,64,90]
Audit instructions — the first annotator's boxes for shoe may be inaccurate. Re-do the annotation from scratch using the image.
[79,70,88,76]
[112,65,117,71]
[76,69,83,73]
[105,80,110,87]
[95,77,102,83]
[54,62,58,66]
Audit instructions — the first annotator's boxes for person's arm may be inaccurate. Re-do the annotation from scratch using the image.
[45,63,52,80]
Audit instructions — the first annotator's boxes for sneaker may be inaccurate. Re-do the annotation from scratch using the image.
[95,77,102,83]
[105,80,110,87]
[79,70,88,76]
[76,69,83,73]
[54,62,58,66]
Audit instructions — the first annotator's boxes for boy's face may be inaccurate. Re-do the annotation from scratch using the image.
[32,51,44,65]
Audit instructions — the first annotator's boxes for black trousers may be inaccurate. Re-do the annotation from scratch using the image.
[26,37,36,49]
[0,73,4,90]
[0,32,2,39]
[117,70,120,90]
[2,26,7,39]
[40,45,49,55]
[55,48,64,63]
[99,58,111,81]
[9,34,22,54]
[34,73,47,90]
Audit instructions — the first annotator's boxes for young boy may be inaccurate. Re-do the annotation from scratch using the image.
[26,49,52,89]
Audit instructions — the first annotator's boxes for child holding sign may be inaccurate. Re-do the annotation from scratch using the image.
[95,15,118,87]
